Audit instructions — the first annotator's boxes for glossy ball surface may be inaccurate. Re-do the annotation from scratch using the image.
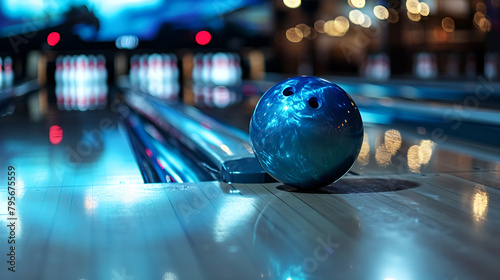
[250,76,363,188]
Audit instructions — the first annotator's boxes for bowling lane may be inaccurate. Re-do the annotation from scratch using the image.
[1,153,499,279]
[0,78,499,280]
[0,88,144,188]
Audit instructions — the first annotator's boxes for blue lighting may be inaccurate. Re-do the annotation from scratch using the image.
[0,0,271,40]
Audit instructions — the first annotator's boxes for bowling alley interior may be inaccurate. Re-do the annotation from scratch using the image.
[1,0,500,279]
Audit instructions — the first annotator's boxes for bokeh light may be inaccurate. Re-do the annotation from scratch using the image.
[314,20,326,33]
[286,27,303,42]
[407,11,421,22]
[406,0,420,14]
[296,23,312,39]
[418,2,430,16]
[324,20,340,36]
[349,10,364,25]
[324,17,349,37]
[476,2,487,14]
[47,32,60,46]
[442,17,455,32]
[348,0,365,9]
[334,16,350,33]
[387,8,400,23]
[474,12,485,26]
[283,0,301,9]
[115,35,139,49]
[374,5,389,20]
[195,31,211,45]
[479,18,492,32]
[473,12,492,32]
[361,14,372,28]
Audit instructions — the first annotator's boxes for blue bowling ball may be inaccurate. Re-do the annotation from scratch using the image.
[250,76,363,188]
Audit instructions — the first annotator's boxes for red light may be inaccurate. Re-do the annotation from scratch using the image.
[49,125,63,145]
[47,32,60,46]
[145,148,153,158]
[195,31,211,45]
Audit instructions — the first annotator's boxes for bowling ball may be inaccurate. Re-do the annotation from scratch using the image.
[249,76,363,188]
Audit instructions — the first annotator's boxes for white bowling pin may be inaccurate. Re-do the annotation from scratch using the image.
[211,52,231,86]
[192,54,203,84]
[96,55,107,84]
[129,54,140,86]
[4,56,13,87]
[139,54,149,88]
[201,53,212,85]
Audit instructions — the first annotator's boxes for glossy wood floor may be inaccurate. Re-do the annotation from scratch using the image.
[1,95,500,280]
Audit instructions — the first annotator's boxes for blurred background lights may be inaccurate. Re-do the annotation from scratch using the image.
[314,20,326,33]
[479,18,492,32]
[406,0,421,14]
[476,2,487,14]
[473,3,492,32]
[418,2,430,16]
[115,35,139,49]
[474,11,486,27]
[195,31,211,45]
[442,17,455,32]
[374,5,389,20]
[283,0,301,9]
[334,16,350,33]
[408,11,422,22]
[286,27,303,42]
[324,20,348,37]
[387,8,400,23]
[361,14,372,27]
[349,10,364,25]
[47,32,60,46]
[348,0,365,9]
[295,23,312,39]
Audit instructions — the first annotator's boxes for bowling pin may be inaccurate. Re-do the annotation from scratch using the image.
[55,56,63,85]
[4,56,13,87]
[160,53,172,82]
[201,53,212,85]
[232,53,242,85]
[89,55,98,84]
[96,55,107,84]
[169,54,179,81]
[130,54,140,86]
[139,54,149,88]
[62,56,70,86]
[211,52,231,86]
[192,54,203,85]
[213,86,231,108]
